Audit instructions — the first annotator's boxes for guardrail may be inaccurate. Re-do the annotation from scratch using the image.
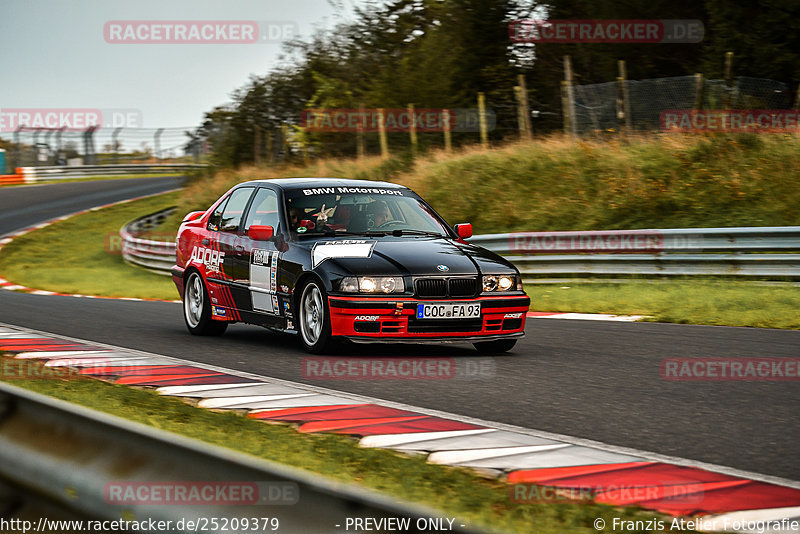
[120,207,178,274]
[121,212,800,279]
[0,382,483,534]
[469,227,800,278]
[12,164,206,183]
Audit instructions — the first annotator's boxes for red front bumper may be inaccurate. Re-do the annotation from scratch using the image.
[328,294,530,342]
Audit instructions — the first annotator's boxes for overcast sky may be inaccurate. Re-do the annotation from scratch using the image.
[0,0,360,129]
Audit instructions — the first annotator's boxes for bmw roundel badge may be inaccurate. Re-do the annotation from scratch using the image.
[437,264,449,272]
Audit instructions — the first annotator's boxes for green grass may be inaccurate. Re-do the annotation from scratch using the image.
[0,355,670,534]
[415,134,800,233]
[0,192,179,300]
[526,280,800,329]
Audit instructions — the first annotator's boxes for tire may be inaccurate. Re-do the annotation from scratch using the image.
[183,271,228,336]
[473,339,517,354]
[298,279,334,354]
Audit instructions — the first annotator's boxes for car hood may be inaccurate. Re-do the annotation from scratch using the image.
[308,236,516,276]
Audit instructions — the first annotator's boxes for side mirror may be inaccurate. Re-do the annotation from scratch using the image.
[249,225,274,241]
[454,223,473,239]
[183,211,205,222]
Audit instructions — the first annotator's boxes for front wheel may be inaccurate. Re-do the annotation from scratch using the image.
[298,280,334,354]
[473,339,517,354]
[183,271,228,336]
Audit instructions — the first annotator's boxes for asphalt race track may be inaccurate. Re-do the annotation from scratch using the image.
[0,176,183,235]
[1,178,798,481]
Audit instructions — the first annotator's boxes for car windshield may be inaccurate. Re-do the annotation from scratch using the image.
[284,186,450,237]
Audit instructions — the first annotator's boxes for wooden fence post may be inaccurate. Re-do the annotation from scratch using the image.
[794,83,800,110]
[408,104,418,157]
[443,110,452,153]
[563,55,576,136]
[357,103,366,159]
[694,73,704,111]
[516,74,533,140]
[478,92,489,149]
[724,51,734,109]
[617,60,631,134]
[378,108,389,159]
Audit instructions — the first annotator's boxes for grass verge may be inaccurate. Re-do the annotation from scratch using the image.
[525,280,800,329]
[0,354,668,534]
[0,192,179,300]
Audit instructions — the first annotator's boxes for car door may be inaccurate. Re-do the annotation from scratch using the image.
[237,187,284,322]
[206,186,255,315]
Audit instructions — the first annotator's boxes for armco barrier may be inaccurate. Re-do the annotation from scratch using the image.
[120,207,177,274]
[470,227,800,278]
[0,382,482,534]
[121,215,800,278]
[16,163,206,183]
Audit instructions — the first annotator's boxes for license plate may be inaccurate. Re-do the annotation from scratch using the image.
[416,303,481,319]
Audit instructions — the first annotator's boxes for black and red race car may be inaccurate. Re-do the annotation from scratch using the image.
[172,178,529,353]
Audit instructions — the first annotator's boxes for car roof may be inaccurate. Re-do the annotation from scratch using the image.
[237,177,409,191]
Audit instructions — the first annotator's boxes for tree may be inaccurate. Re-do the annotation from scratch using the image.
[702,0,800,88]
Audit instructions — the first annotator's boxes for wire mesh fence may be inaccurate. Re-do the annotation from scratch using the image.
[0,127,202,169]
[2,73,794,171]
[571,75,793,135]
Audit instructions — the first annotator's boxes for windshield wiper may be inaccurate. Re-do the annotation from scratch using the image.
[322,229,366,237]
[298,229,370,237]
[389,229,444,237]
[300,229,444,238]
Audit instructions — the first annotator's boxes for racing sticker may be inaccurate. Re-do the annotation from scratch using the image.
[212,306,227,318]
[311,240,376,268]
[301,187,404,196]
[271,251,279,313]
[188,246,224,273]
[250,248,279,314]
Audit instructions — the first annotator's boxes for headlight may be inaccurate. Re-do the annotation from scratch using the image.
[340,276,404,293]
[339,277,359,292]
[482,274,517,292]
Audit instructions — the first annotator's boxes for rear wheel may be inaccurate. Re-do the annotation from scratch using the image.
[473,339,517,354]
[183,271,228,336]
[298,280,334,354]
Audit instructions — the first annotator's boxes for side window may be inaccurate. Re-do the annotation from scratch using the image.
[219,187,255,233]
[243,188,280,231]
[207,195,229,231]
